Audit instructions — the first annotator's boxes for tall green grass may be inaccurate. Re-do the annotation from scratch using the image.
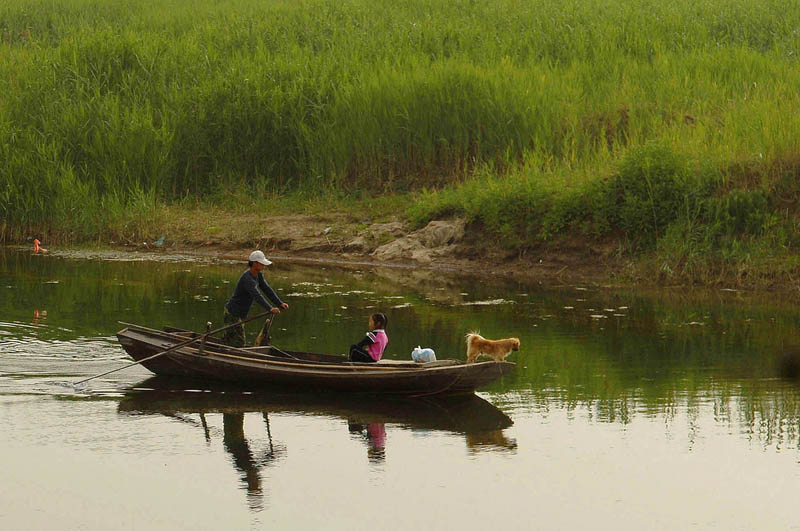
[1,0,799,250]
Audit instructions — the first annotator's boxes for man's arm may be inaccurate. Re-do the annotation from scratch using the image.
[246,275,274,311]
[257,273,284,307]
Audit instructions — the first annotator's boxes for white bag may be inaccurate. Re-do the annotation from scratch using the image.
[411,346,436,363]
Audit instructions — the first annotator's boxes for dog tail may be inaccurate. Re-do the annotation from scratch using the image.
[465,332,482,346]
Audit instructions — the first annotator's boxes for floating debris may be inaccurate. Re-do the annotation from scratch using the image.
[293,281,328,288]
[458,299,514,306]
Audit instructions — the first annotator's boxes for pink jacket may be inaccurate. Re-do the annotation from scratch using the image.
[366,329,388,361]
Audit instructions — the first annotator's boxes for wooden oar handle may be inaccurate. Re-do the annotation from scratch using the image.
[255,312,277,347]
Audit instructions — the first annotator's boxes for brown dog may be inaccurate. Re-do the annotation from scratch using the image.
[465,332,520,363]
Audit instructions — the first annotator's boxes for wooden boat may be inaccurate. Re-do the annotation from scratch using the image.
[116,324,515,396]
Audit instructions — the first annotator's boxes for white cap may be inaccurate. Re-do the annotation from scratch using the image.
[249,250,272,266]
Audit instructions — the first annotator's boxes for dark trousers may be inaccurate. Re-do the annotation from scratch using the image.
[349,345,375,363]
[222,308,245,348]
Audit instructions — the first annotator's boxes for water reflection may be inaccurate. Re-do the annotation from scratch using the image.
[348,422,386,463]
[117,377,515,508]
[465,429,517,454]
[7,247,800,528]
[222,412,284,511]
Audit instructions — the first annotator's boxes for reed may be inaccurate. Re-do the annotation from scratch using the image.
[1,0,799,261]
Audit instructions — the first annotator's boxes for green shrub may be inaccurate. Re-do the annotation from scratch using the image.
[704,189,768,237]
[603,143,689,245]
[539,145,697,246]
[539,186,592,240]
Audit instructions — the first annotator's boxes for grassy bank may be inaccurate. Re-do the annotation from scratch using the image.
[1,0,799,284]
[410,143,800,284]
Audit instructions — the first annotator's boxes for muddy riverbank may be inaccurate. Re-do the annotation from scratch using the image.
[23,210,796,292]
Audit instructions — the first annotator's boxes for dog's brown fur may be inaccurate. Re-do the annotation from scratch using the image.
[465,332,520,363]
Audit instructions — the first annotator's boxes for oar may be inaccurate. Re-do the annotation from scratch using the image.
[74,311,272,386]
[254,313,275,347]
[267,344,299,360]
[251,312,299,359]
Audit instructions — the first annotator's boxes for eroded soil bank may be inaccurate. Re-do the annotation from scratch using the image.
[38,211,797,293]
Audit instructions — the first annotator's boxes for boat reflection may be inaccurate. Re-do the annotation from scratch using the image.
[117,377,515,508]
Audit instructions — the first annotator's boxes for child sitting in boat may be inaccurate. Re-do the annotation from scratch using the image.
[349,313,389,363]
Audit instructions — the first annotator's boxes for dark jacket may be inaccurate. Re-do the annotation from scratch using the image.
[224,270,283,318]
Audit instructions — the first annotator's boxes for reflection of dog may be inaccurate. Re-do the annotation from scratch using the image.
[466,431,518,453]
[465,332,520,363]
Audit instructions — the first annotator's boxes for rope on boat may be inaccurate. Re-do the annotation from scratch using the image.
[408,366,468,398]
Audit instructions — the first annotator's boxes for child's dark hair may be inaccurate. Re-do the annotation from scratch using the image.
[371,312,387,329]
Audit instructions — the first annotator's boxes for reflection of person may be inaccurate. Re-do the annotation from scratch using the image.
[223,413,262,505]
[32,309,47,323]
[348,421,386,463]
[366,423,386,462]
[222,250,289,347]
[349,313,388,362]
[222,413,284,511]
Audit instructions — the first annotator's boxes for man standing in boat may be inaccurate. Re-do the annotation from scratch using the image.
[222,250,289,347]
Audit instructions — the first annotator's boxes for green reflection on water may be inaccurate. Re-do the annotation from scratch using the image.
[3,247,800,445]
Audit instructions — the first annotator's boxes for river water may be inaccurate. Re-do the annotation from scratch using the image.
[2,247,800,529]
